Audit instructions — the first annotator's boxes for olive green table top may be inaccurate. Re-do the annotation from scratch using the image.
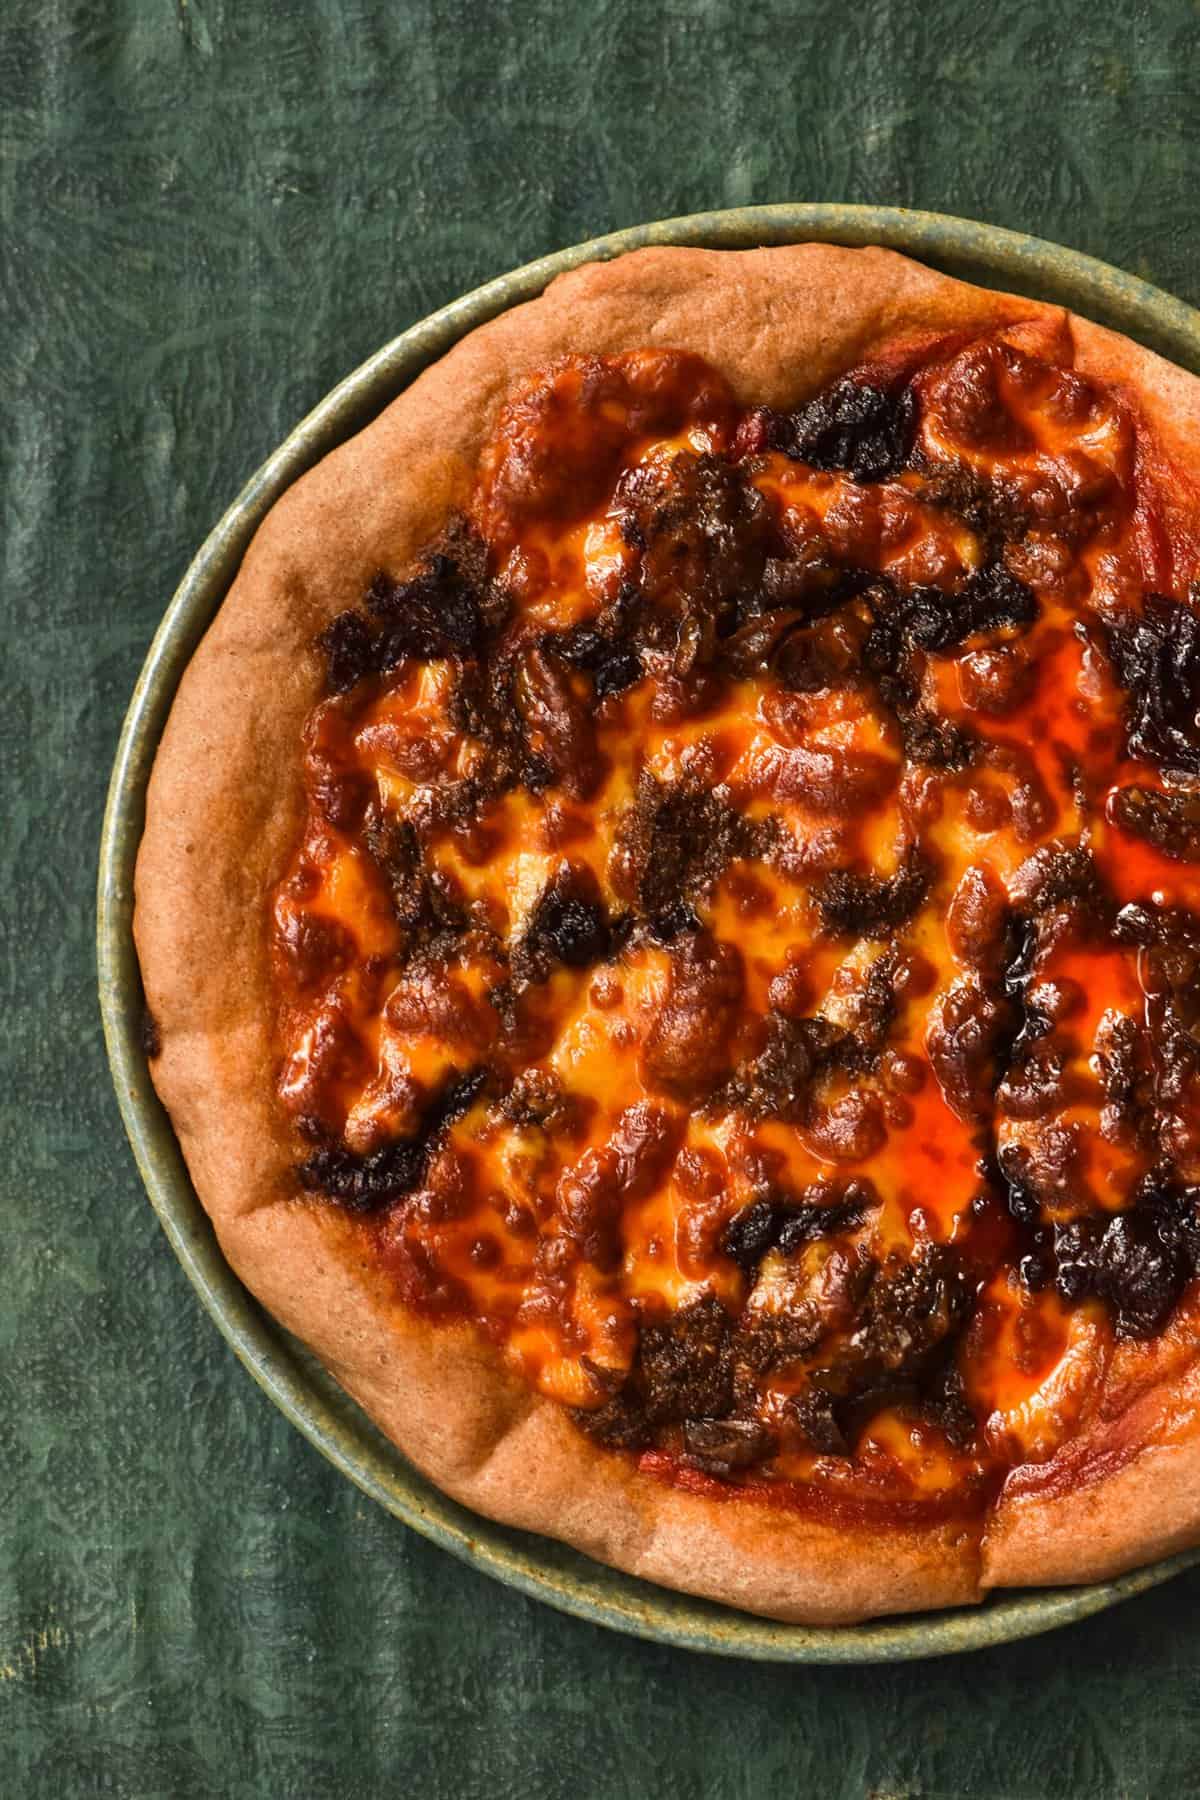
[8,3,1200,1793]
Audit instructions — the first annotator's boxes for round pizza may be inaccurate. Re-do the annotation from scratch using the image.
[135,244,1200,1625]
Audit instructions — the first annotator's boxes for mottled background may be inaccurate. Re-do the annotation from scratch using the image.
[6,2,1200,1794]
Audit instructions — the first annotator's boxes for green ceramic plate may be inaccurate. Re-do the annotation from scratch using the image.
[98,204,1200,1662]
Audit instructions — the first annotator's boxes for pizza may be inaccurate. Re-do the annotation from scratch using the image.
[134,244,1200,1625]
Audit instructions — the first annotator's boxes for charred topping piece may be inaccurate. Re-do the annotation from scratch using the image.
[709,1011,870,1124]
[758,379,919,484]
[720,1182,876,1275]
[514,864,625,983]
[612,771,780,924]
[1051,1173,1200,1339]
[1108,786,1200,862]
[1108,591,1200,775]
[864,562,1038,667]
[512,642,603,800]
[319,519,510,693]
[575,1239,977,1473]
[914,462,1031,554]
[499,1068,581,1134]
[615,451,774,608]
[897,706,978,772]
[574,1294,736,1449]
[554,619,643,699]
[299,1066,488,1213]
[364,807,470,951]
[812,847,933,940]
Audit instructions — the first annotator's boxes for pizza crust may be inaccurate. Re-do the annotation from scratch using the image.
[135,243,1200,1623]
[983,1298,1200,1589]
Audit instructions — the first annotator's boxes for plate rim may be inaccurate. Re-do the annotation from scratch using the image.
[97,201,1200,1662]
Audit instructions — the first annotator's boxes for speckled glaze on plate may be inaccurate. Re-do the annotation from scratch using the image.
[97,204,1200,1662]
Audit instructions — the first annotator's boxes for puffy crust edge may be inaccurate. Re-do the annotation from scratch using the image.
[983,1298,1200,1589]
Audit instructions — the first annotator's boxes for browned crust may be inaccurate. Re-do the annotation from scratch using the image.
[1067,316,1200,591]
[134,243,1200,1623]
[983,1296,1200,1589]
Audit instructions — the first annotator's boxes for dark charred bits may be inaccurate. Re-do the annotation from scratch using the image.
[788,1247,976,1454]
[299,1066,487,1213]
[515,864,625,983]
[513,643,602,800]
[813,847,932,939]
[648,901,701,943]
[866,561,1037,666]
[1112,896,1200,1062]
[366,523,502,654]
[300,1136,425,1213]
[1010,842,1112,927]
[681,1416,777,1476]
[364,806,468,948]
[760,379,919,484]
[850,948,908,1053]
[898,706,977,771]
[984,855,1108,1125]
[860,565,1035,773]
[719,1196,779,1273]
[711,1010,877,1124]
[927,977,1012,1125]
[1000,1144,1043,1231]
[140,1006,163,1060]
[402,1060,486,1139]
[557,450,781,700]
[1051,1175,1200,1339]
[318,610,376,695]
[996,882,1200,1334]
[1108,590,1200,775]
[615,773,778,921]
[1111,904,1200,1116]
[766,1248,977,1456]
[920,1362,980,1454]
[1113,900,1176,947]
[849,1244,971,1372]
[752,601,873,692]
[1093,1010,1146,1124]
[603,450,784,703]
[613,451,773,613]
[638,1294,735,1421]
[1109,786,1200,862]
[571,1233,980,1473]
[554,621,643,698]
[786,1389,847,1455]
[575,1295,735,1448]
[916,462,1031,553]
[735,1308,830,1389]
[527,879,610,968]
[720,1183,874,1275]
[317,521,508,695]
[499,1068,579,1134]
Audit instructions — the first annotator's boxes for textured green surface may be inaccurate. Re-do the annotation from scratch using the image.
[8,1,1200,1792]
